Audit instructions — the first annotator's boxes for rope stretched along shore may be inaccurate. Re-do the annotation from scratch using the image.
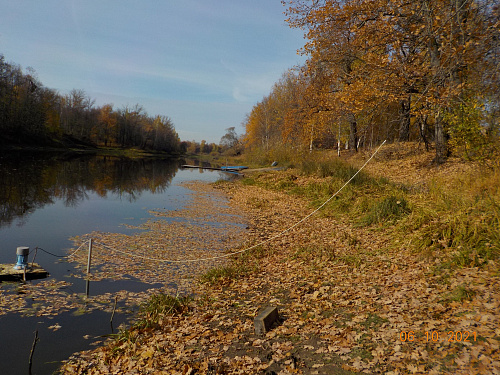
[72,140,387,264]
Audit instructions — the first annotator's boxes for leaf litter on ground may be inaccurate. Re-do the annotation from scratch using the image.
[57,149,500,374]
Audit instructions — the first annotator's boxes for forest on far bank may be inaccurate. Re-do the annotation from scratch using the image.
[0,54,181,153]
[244,0,499,165]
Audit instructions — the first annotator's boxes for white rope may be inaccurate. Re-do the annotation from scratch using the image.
[78,141,386,264]
[66,241,88,258]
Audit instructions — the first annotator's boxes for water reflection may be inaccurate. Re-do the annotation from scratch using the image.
[0,152,179,228]
[0,152,242,375]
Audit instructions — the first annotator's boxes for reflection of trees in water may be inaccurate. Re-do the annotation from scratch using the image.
[0,153,178,227]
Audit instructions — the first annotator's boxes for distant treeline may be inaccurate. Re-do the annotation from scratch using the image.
[181,127,242,155]
[0,54,180,153]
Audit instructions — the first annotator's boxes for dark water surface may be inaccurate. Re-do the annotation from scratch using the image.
[0,152,230,375]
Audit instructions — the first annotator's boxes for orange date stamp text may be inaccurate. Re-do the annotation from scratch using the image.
[399,330,477,343]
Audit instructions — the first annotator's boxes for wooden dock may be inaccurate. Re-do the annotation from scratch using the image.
[181,165,248,174]
[0,263,49,281]
[181,165,224,171]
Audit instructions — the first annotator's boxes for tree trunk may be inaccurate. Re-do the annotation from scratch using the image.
[348,113,358,152]
[434,113,447,164]
[399,97,411,142]
[309,121,314,152]
[418,115,430,151]
[337,122,341,157]
[424,0,448,164]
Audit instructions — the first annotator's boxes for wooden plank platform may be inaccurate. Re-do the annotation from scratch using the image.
[0,263,49,281]
[180,165,246,176]
[181,165,222,171]
[181,165,248,172]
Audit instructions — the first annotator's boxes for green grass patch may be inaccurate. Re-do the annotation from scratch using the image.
[112,292,192,349]
[350,346,374,362]
[199,246,265,285]
[199,263,251,285]
[134,293,191,329]
[394,168,500,269]
[241,176,258,186]
[337,254,363,267]
[409,203,499,267]
[361,313,389,329]
[441,285,476,303]
[300,158,384,187]
[358,196,411,226]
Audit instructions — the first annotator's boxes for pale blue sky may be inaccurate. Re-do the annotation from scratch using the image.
[1,1,307,143]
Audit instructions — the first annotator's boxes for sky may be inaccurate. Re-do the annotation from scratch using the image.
[0,1,307,143]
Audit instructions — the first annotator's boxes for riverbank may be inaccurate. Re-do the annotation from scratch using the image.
[61,144,500,374]
[0,144,180,159]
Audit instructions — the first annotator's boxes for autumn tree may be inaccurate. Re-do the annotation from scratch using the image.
[61,89,97,141]
[150,115,179,152]
[0,56,58,143]
[97,104,117,146]
[220,127,240,151]
[40,87,62,136]
[116,104,145,147]
[244,69,312,153]
[283,0,499,161]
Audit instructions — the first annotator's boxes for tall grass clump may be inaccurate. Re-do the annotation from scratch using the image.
[408,169,500,267]
[318,159,365,184]
[414,203,499,267]
[295,155,398,219]
[244,144,307,168]
[300,157,389,189]
[359,195,411,226]
[142,293,190,317]
[199,263,251,285]
[300,157,362,182]
[130,293,191,331]
[111,293,191,351]
[199,246,266,285]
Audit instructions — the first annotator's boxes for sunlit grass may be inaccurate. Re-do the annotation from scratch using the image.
[240,150,499,270]
[199,246,265,285]
[133,293,191,330]
[401,170,500,268]
[358,195,411,226]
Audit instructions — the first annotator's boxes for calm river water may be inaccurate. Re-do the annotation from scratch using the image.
[0,152,234,375]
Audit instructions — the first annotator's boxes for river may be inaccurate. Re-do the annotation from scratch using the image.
[0,152,241,375]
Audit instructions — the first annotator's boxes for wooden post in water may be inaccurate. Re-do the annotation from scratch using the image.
[30,247,38,269]
[86,239,93,275]
[86,239,93,297]
[110,295,118,333]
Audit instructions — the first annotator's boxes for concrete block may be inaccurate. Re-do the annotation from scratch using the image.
[254,306,279,335]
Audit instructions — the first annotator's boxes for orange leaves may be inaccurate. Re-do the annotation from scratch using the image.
[279,0,499,153]
[244,69,310,152]
[60,164,500,374]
